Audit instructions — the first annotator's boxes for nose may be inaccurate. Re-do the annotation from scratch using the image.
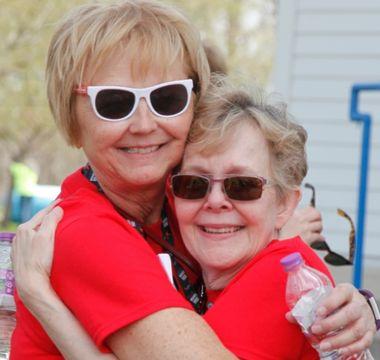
[128,98,158,134]
[202,180,233,212]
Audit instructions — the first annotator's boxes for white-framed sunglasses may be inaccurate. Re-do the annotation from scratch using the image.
[74,79,194,121]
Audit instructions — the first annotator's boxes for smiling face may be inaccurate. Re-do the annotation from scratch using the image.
[174,121,298,288]
[75,47,194,195]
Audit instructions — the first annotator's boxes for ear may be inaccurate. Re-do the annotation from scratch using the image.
[275,187,301,230]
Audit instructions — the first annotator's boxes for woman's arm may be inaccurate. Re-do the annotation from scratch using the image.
[285,283,377,357]
[13,205,117,360]
[311,283,376,357]
[13,204,236,360]
[281,207,377,355]
[21,279,117,360]
[107,308,235,360]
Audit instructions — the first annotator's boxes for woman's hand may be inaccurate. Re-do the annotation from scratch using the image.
[312,283,376,356]
[11,200,63,303]
[287,283,376,356]
[279,206,325,245]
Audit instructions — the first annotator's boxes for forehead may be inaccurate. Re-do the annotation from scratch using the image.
[182,123,271,175]
[84,40,189,85]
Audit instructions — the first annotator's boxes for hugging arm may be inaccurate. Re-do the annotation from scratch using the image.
[13,205,117,360]
[281,208,376,355]
[107,308,234,360]
[285,280,377,356]
[13,205,236,360]
[311,284,376,357]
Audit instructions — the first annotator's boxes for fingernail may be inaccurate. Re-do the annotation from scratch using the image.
[320,341,331,351]
[311,324,322,334]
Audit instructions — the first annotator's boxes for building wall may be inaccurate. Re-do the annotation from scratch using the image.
[273,0,380,261]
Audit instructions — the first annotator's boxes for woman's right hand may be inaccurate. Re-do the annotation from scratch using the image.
[280,206,325,245]
[11,200,63,304]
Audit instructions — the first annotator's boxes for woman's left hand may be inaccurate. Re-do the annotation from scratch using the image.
[310,283,376,356]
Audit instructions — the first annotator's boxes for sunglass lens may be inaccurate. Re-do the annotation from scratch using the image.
[172,175,209,199]
[224,176,263,200]
[96,89,135,120]
[324,252,352,266]
[311,240,330,251]
[151,84,188,116]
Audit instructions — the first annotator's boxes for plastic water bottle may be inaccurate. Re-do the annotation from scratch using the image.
[0,233,16,359]
[280,252,340,359]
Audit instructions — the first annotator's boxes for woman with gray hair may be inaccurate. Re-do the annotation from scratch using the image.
[171,79,332,358]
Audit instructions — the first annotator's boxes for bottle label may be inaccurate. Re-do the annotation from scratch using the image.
[291,285,332,330]
[292,286,343,358]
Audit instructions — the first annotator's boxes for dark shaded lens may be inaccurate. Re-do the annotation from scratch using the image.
[324,251,352,266]
[311,240,330,251]
[95,89,135,120]
[224,176,263,200]
[172,175,209,199]
[151,84,188,116]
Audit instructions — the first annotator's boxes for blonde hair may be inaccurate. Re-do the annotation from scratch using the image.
[46,0,210,146]
[188,78,308,198]
[203,40,228,75]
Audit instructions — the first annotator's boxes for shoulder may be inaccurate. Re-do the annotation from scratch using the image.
[54,178,155,263]
[59,167,96,198]
[226,236,332,293]
[57,167,124,231]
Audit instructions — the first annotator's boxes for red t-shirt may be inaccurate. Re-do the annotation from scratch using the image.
[203,237,333,360]
[11,169,192,359]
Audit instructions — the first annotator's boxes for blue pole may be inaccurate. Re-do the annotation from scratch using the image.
[349,83,380,287]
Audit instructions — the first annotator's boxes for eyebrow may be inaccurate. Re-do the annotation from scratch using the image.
[180,163,252,174]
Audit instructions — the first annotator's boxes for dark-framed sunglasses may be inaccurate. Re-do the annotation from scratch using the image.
[74,79,194,121]
[171,174,272,201]
[305,183,355,266]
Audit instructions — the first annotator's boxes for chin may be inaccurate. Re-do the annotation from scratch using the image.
[125,167,171,186]
[201,253,245,272]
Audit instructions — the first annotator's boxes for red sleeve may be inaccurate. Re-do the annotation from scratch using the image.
[51,199,191,351]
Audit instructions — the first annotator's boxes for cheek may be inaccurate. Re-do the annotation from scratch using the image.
[235,203,261,224]
[174,199,200,225]
[174,114,193,139]
[80,126,114,150]
[171,101,194,138]
[236,201,277,235]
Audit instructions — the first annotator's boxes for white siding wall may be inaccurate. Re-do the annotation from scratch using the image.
[273,0,380,259]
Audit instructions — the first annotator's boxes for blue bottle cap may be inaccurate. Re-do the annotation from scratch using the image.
[280,252,303,271]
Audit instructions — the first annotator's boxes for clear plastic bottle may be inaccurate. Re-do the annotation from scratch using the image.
[0,233,16,359]
[280,252,340,359]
